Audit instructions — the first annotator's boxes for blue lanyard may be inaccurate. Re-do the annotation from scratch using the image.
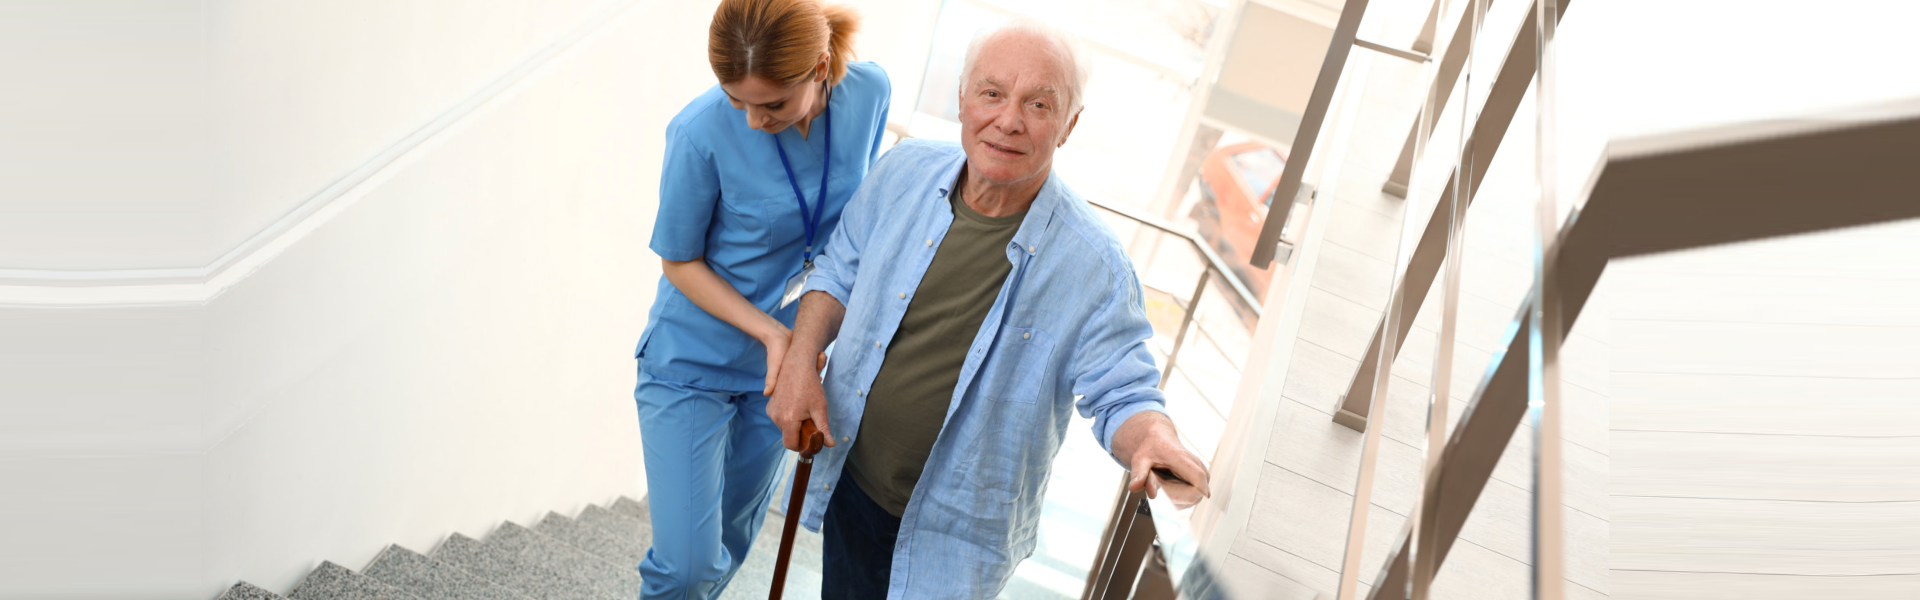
[773,104,831,267]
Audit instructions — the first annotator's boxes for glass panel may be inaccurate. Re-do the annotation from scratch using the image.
[1227,148,1286,205]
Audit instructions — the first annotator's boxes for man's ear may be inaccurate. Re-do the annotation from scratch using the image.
[1057,108,1083,147]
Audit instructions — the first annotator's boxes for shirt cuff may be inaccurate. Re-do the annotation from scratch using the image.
[801,274,851,306]
[1099,401,1168,460]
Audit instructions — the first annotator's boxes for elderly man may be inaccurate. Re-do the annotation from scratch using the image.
[766,19,1210,598]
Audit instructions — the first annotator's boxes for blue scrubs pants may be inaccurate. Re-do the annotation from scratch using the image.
[634,370,787,599]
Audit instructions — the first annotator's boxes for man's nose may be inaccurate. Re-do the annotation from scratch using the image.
[993,105,1025,136]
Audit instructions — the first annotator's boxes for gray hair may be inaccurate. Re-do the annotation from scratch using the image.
[959,18,1091,118]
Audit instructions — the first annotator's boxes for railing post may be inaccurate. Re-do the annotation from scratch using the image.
[1082,475,1146,600]
[1162,269,1212,386]
[1407,0,1478,595]
[1084,263,1210,600]
[1527,0,1565,598]
[1382,0,1491,199]
[1336,149,1422,600]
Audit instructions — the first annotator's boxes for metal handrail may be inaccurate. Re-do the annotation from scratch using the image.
[1076,194,1287,600]
[1081,195,1265,319]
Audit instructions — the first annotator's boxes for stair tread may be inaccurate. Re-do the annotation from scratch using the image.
[431,532,604,600]
[362,544,527,600]
[577,504,652,551]
[609,496,647,521]
[215,581,285,600]
[533,511,646,569]
[487,522,639,600]
[288,561,418,600]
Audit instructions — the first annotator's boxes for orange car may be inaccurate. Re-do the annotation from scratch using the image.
[1189,141,1289,304]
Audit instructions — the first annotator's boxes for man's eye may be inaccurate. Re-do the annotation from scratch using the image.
[1032,102,1047,110]
[985,91,999,98]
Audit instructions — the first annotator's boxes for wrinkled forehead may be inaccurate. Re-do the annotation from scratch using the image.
[969,30,1073,95]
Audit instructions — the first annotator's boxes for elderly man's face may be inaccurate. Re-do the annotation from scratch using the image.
[957,32,1080,187]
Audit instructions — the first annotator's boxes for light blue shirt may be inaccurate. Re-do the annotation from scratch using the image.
[800,140,1168,597]
[639,62,890,391]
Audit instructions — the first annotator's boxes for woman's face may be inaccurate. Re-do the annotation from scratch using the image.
[721,61,827,134]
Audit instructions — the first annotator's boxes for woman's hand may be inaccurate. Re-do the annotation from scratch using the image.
[759,323,793,396]
[659,257,806,396]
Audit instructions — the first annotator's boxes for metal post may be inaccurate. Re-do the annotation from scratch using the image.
[1335,261,1406,600]
[1412,0,1442,54]
[1097,499,1159,600]
[1336,192,1416,600]
[1083,479,1148,600]
[1084,266,1209,600]
[1528,0,1565,598]
[1251,0,1377,267]
[1407,0,1477,595]
[1162,269,1213,386]
[1382,0,1493,199]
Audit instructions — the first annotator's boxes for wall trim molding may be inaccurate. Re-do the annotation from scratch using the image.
[0,0,646,308]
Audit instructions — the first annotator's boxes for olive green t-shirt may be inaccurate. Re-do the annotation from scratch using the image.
[846,191,1027,517]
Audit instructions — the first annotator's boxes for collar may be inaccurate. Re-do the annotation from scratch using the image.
[934,159,1066,259]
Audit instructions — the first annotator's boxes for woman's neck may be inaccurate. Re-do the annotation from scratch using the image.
[795,80,831,140]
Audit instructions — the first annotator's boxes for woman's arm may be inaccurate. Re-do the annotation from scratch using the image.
[661,256,791,395]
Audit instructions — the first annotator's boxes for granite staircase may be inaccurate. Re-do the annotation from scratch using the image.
[208,497,651,600]
[208,496,826,600]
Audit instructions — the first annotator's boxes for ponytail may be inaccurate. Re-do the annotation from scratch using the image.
[709,0,860,88]
[821,3,860,86]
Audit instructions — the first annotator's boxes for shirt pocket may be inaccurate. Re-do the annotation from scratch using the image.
[987,326,1057,404]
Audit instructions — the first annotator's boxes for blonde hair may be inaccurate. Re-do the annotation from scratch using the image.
[709,0,860,88]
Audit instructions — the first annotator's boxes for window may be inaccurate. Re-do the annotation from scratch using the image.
[1228,148,1284,205]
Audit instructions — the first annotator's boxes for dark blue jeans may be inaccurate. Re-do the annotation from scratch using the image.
[821,469,899,600]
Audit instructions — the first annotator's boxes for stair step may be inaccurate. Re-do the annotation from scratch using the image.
[362,544,527,600]
[533,511,646,569]
[288,561,418,600]
[577,504,653,550]
[609,496,648,521]
[215,581,285,600]
[486,522,640,600]
[718,505,825,600]
[431,532,603,600]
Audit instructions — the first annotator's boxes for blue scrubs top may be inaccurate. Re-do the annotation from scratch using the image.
[638,61,892,392]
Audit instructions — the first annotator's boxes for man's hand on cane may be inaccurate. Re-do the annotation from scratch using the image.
[767,351,835,452]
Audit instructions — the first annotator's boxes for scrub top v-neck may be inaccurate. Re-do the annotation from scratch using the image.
[639,61,892,392]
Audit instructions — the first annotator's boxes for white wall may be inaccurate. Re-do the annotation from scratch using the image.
[0,0,212,270]
[0,0,942,596]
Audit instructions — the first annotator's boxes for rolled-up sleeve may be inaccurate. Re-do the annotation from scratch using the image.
[1070,268,1169,459]
[650,130,721,262]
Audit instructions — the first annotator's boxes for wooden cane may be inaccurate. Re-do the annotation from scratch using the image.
[769,419,825,600]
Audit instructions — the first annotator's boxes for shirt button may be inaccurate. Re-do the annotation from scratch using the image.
[841,436,850,442]
[925,239,933,247]
[824,483,831,490]
[899,292,907,299]
[858,389,865,396]
[1023,332,1031,340]
[874,341,882,348]
[1028,245,1037,253]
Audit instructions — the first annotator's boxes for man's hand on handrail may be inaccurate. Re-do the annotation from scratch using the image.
[1112,411,1212,510]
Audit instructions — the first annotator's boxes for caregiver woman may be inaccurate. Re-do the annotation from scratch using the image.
[631,0,889,597]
